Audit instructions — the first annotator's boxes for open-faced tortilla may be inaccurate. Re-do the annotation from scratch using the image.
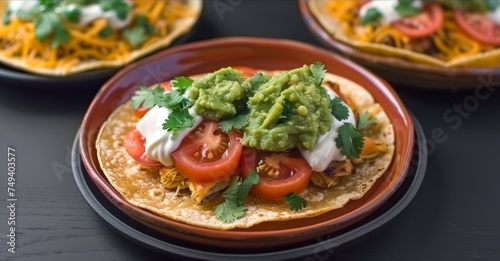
[308,0,500,68]
[95,70,395,230]
[0,1,201,76]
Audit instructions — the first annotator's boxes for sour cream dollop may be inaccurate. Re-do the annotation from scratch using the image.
[487,4,500,25]
[299,88,356,172]
[359,0,423,25]
[136,105,202,167]
[73,0,133,29]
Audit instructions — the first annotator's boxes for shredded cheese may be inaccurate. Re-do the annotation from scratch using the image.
[0,1,194,72]
[325,0,486,62]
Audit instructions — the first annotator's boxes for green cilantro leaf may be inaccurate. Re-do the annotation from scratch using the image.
[171,76,194,93]
[284,192,308,212]
[395,0,421,17]
[61,6,81,23]
[330,97,349,121]
[98,25,113,37]
[121,14,156,48]
[236,171,259,204]
[220,177,241,204]
[162,108,195,132]
[361,7,383,25]
[242,72,270,97]
[130,86,165,110]
[51,22,71,48]
[214,171,259,223]
[213,200,246,223]
[35,13,55,41]
[99,0,131,20]
[357,112,377,131]
[16,8,36,20]
[278,99,292,123]
[156,90,185,108]
[122,26,147,48]
[135,14,156,34]
[310,62,326,85]
[219,113,249,132]
[3,9,11,25]
[335,122,364,159]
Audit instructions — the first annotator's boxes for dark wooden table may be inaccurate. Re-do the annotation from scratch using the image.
[1,1,500,260]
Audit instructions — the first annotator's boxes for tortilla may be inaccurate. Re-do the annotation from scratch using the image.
[0,1,202,76]
[95,71,395,230]
[308,1,500,68]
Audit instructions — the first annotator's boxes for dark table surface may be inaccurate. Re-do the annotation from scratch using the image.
[1,1,500,260]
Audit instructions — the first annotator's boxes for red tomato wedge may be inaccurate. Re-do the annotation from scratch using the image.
[392,3,444,38]
[454,10,500,46]
[124,129,163,167]
[171,120,243,183]
[232,66,258,78]
[240,147,313,200]
[134,81,172,118]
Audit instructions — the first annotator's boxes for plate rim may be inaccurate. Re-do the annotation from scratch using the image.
[78,36,415,247]
[72,115,427,261]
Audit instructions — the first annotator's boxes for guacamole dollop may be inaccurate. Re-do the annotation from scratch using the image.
[241,65,332,151]
[189,68,246,120]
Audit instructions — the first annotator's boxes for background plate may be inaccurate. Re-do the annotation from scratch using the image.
[72,115,427,261]
[299,0,500,91]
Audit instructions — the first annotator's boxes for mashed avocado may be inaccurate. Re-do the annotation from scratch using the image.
[241,65,332,151]
[189,68,246,120]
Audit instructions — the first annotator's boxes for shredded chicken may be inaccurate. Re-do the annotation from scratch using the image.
[311,160,354,188]
[158,166,229,203]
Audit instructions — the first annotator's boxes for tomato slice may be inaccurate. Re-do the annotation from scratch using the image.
[454,10,500,46]
[134,81,172,118]
[392,3,444,38]
[171,120,243,183]
[240,147,313,200]
[123,129,163,167]
[232,66,258,78]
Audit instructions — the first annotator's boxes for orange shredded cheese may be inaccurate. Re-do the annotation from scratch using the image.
[325,0,486,62]
[0,0,194,72]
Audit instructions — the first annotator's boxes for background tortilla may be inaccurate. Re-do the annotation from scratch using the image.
[95,72,395,230]
[308,1,500,68]
[0,1,202,76]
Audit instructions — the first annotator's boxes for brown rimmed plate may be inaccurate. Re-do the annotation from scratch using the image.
[78,37,414,249]
[299,0,500,91]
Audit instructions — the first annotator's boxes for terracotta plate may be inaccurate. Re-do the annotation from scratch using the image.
[79,37,414,249]
[299,0,500,90]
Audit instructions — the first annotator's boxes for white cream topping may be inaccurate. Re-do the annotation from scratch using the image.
[7,0,133,30]
[359,0,423,25]
[7,0,39,20]
[487,3,500,25]
[299,88,356,172]
[72,0,133,29]
[136,94,202,167]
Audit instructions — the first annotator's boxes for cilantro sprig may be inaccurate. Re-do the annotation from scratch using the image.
[277,99,293,123]
[361,7,383,26]
[131,77,195,132]
[122,14,156,48]
[395,0,421,17]
[357,112,377,131]
[310,62,326,85]
[162,109,195,132]
[219,113,249,132]
[214,171,259,223]
[330,97,349,121]
[335,122,364,159]
[284,192,308,212]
